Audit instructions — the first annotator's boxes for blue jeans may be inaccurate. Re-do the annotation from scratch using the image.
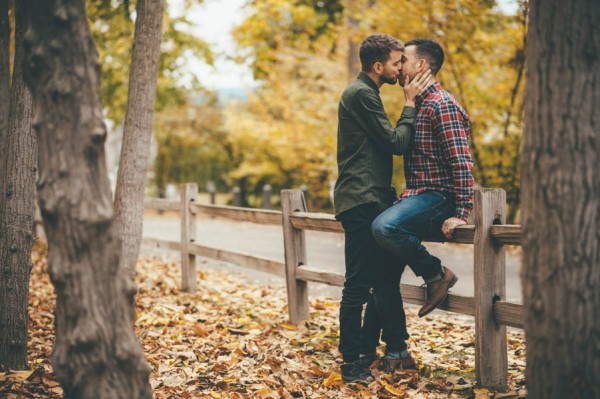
[371,191,456,281]
[337,202,409,363]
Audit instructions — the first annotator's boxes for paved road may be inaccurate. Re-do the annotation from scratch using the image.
[142,214,523,303]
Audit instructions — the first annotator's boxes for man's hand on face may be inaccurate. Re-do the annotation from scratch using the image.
[402,69,433,107]
[441,217,466,239]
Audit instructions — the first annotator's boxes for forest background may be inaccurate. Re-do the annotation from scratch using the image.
[84,0,526,223]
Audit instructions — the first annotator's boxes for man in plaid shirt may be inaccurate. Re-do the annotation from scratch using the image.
[372,38,474,321]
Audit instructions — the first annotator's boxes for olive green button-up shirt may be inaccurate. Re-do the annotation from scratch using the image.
[334,72,416,216]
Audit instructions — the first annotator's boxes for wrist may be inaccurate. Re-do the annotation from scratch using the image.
[405,100,415,107]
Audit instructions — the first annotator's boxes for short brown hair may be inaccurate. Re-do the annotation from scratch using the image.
[404,38,444,75]
[359,33,404,72]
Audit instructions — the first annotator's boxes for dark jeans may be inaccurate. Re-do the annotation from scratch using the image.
[371,190,456,282]
[337,202,409,363]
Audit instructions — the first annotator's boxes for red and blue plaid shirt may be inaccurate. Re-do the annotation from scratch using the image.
[401,82,474,222]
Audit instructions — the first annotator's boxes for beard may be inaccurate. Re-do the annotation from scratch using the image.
[398,73,406,87]
[380,74,398,85]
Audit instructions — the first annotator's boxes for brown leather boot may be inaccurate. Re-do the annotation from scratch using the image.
[418,266,458,317]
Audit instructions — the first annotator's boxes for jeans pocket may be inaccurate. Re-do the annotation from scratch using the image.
[424,190,449,212]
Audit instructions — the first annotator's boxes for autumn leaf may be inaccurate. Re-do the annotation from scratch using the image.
[255,388,280,399]
[15,245,528,399]
[322,371,343,387]
[310,364,330,377]
[279,322,299,331]
[379,377,407,397]
[494,392,520,399]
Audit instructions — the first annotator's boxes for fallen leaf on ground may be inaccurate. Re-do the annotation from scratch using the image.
[5,245,527,399]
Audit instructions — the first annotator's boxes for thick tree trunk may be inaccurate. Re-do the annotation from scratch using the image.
[0,0,9,153]
[0,1,35,371]
[22,1,152,398]
[521,1,600,398]
[113,0,164,278]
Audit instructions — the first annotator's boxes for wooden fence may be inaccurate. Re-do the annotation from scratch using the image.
[142,183,524,390]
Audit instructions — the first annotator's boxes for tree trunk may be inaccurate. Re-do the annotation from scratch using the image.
[0,0,9,153]
[345,0,376,81]
[0,1,35,371]
[346,14,359,80]
[521,1,600,398]
[113,0,164,278]
[22,1,152,398]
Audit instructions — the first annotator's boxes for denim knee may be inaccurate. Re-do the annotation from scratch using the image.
[371,213,392,242]
[372,215,406,247]
[340,284,371,308]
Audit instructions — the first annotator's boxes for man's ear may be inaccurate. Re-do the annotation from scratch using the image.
[373,61,383,74]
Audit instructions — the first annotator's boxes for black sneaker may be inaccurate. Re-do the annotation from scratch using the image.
[356,353,378,369]
[341,361,374,384]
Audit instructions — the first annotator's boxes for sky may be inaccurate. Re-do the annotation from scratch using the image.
[170,0,255,90]
[171,0,520,91]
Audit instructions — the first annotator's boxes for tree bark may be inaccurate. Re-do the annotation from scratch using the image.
[22,1,152,397]
[521,1,600,398]
[345,0,376,81]
[0,0,9,154]
[0,0,35,371]
[346,14,359,80]
[113,0,164,278]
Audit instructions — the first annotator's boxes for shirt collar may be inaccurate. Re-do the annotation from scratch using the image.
[357,72,380,94]
[415,81,441,108]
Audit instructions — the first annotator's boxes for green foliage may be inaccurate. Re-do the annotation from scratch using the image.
[87,0,227,199]
[86,0,213,125]
[153,91,232,196]
[476,134,522,223]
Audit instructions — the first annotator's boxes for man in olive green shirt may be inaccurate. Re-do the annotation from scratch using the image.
[334,33,432,383]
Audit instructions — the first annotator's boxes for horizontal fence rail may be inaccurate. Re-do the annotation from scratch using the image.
[188,243,285,278]
[144,198,180,211]
[142,200,518,245]
[189,203,282,225]
[142,184,524,390]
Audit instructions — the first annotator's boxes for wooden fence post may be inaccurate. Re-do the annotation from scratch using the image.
[232,186,242,207]
[207,181,216,205]
[280,189,309,325]
[474,188,508,389]
[180,183,198,292]
[300,184,308,203]
[263,184,272,210]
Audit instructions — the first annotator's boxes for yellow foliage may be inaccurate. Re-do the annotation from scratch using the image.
[225,43,345,209]
[227,0,526,213]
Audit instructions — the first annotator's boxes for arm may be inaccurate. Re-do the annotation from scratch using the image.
[352,89,415,155]
[434,100,474,223]
[350,71,432,155]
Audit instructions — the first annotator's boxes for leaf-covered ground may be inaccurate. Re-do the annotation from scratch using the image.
[1,245,527,398]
